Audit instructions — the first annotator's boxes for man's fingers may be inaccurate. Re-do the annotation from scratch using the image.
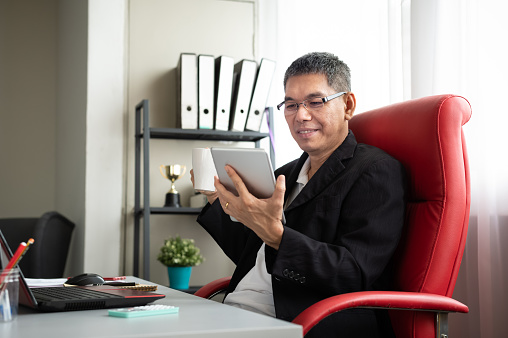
[273,175,286,221]
[274,175,286,199]
[214,176,235,208]
[225,165,250,196]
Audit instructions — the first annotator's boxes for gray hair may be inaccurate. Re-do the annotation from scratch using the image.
[283,52,351,92]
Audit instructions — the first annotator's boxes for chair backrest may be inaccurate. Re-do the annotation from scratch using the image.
[0,211,75,278]
[349,94,471,337]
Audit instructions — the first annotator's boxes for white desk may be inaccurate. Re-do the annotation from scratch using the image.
[1,277,302,338]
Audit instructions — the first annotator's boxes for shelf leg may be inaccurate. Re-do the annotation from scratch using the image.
[142,100,151,280]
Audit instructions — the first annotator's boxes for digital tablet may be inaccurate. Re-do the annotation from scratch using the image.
[210,147,286,224]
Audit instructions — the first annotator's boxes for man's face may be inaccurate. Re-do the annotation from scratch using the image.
[284,73,354,159]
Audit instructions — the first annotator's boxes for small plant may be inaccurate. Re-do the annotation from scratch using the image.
[157,236,204,267]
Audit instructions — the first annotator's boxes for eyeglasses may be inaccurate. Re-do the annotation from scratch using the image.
[277,92,347,115]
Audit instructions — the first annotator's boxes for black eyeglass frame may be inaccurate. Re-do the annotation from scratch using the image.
[276,91,347,113]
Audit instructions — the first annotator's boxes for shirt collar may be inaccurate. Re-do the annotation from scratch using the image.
[296,157,311,186]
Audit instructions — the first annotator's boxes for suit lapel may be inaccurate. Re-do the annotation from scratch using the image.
[283,154,307,202]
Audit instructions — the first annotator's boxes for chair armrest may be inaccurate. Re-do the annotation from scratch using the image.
[292,291,469,336]
[194,276,232,299]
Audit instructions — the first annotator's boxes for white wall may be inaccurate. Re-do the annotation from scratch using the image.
[83,0,126,275]
[0,0,58,217]
[125,0,263,285]
[55,0,126,277]
[55,0,88,275]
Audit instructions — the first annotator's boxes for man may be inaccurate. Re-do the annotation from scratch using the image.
[192,52,406,337]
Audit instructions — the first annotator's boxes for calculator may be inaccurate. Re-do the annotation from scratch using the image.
[108,304,179,318]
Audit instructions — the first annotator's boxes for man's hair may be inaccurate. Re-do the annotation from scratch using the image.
[283,52,351,92]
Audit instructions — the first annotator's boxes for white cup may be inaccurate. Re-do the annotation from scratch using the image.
[192,148,217,191]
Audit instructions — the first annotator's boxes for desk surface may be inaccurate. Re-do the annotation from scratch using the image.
[1,277,302,338]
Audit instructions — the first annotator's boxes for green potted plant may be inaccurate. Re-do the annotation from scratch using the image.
[157,236,204,290]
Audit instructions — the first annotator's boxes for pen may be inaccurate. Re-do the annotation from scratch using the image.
[104,282,136,286]
[5,242,27,270]
[0,289,11,321]
[103,276,126,281]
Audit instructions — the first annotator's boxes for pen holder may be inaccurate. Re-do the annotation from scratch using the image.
[0,268,19,322]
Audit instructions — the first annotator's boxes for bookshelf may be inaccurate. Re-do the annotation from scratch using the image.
[133,99,273,278]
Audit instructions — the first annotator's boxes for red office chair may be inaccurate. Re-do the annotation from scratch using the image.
[195,94,471,338]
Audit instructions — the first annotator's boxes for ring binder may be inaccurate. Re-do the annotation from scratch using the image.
[245,58,276,132]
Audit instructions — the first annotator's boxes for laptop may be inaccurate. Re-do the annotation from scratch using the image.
[0,230,165,312]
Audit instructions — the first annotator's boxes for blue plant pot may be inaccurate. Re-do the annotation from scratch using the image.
[167,266,192,290]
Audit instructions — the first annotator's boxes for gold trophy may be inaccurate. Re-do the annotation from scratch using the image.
[160,164,186,207]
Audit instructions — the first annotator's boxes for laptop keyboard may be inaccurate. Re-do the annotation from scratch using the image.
[32,287,122,301]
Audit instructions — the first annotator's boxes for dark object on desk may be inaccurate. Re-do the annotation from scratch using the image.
[195,94,472,337]
[178,286,202,295]
[104,282,136,286]
[0,211,75,278]
[66,273,105,286]
[66,273,136,287]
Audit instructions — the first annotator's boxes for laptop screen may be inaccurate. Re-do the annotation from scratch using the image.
[0,230,39,308]
[0,229,13,269]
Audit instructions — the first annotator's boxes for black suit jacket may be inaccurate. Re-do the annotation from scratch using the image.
[197,131,406,337]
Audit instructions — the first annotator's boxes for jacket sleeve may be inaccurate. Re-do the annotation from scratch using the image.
[266,156,406,297]
[196,199,252,265]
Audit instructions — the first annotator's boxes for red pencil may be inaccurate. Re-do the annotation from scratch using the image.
[5,238,34,270]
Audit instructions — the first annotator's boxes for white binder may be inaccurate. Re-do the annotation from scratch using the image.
[214,56,234,131]
[198,54,215,129]
[229,59,257,132]
[245,58,276,131]
[177,53,198,129]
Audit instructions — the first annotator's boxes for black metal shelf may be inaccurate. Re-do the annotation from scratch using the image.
[136,207,202,215]
[142,127,269,142]
[133,99,273,279]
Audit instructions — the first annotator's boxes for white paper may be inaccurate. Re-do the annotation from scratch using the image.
[25,278,67,288]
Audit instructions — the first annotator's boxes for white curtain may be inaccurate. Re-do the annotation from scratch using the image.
[262,0,411,168]
[266,0,508,336]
